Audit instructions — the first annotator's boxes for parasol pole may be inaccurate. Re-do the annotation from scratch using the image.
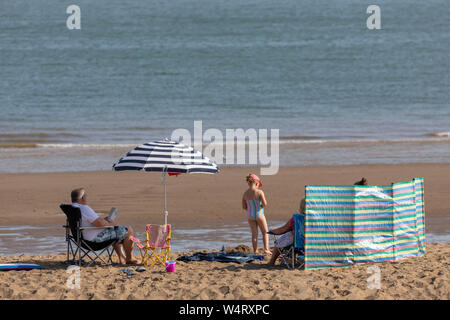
[163,165,168,225]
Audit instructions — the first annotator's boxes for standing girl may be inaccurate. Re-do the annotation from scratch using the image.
[242,173,271,254]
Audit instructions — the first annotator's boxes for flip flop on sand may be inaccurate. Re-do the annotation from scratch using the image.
[119,268,137,276]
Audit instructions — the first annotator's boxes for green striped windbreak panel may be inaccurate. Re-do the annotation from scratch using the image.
[304,178,425,269]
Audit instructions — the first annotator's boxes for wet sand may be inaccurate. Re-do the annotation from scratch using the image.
[0,163,449,233]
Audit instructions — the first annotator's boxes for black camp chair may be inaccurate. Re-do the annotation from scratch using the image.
[277,241,305,270]
[269,213,305,270]
[269,232,305,270]
[60,204,118,267]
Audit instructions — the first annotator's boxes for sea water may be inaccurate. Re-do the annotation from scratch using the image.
[0,221,287,256]
[0,0,449,173]
[0,220,448,257]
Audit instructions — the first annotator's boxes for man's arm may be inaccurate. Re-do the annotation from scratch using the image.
[91,217,114,227]
[82,205,114,227]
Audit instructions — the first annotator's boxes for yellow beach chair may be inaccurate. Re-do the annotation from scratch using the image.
[132,224,171,267]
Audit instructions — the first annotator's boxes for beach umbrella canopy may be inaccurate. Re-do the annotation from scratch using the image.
[113,139,219,224]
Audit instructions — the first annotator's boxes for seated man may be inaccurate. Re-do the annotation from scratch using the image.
[267,198,305,266]
[71,188,137,264]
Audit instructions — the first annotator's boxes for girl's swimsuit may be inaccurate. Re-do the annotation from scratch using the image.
[246,200,264,220]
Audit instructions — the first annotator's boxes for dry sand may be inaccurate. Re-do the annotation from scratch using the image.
[0,164,449,300]
[0,243,448,300]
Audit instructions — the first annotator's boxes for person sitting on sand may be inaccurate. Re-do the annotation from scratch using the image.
[267,198,306,266]
[71,188,137,265]
[242,174,271,255]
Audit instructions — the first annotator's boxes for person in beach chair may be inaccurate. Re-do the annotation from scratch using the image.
[267,198,306,269]
[61,188,137,266]
[132,224,171,268]
[354,177,368,185]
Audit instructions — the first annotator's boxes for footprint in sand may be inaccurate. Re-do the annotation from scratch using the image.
[219,285,230,295]
[1,287,14,299]
[106,284,115,290]
[337,289,351,297]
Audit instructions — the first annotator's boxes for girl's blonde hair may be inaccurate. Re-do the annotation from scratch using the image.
[246,173,258,185]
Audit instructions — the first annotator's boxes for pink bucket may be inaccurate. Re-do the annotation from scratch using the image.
[165,260,176,272]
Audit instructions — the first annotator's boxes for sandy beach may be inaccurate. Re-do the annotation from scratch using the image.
[0,163,449,300]
[0,243,448,300]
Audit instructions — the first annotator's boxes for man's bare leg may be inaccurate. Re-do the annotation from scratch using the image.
[267,247,280,265]
[124,226,137,264]
[114,243,126,264]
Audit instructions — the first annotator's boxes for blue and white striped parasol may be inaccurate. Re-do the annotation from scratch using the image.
[113,139,219,224]
[113,139,218,174]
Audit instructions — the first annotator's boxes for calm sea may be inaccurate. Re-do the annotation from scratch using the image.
[0,0,449,172]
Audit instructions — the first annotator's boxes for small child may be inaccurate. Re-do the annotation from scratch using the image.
[242,173,271,255]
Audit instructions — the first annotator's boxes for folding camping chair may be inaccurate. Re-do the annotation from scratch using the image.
[60,204,118,267]
[269,213,305,270]
[132,224,171,267]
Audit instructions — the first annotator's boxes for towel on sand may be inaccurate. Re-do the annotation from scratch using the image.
[176,252,265,264]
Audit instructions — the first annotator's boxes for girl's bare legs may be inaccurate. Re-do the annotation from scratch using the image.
[256,215,271,254]
[248,219,259,253]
